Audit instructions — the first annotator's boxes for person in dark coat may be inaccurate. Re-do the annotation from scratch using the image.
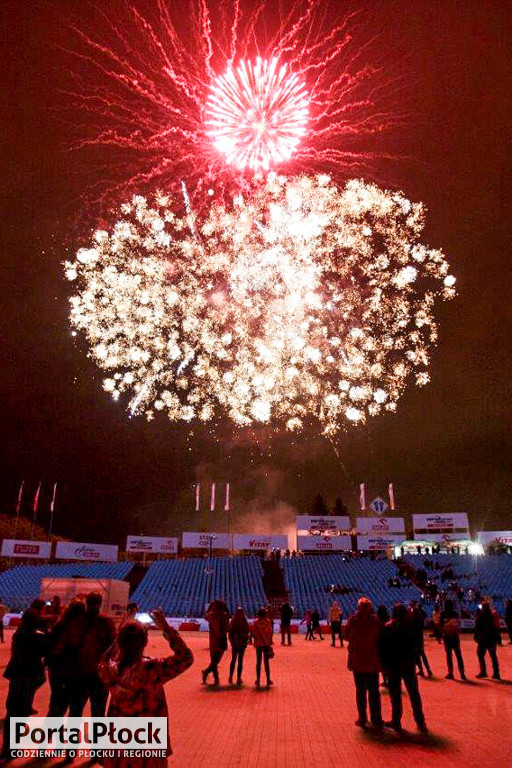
[46,600,87,716]
[376,605,390,687]
[2,609,47,760]
[440,599,466,680]
[345,598,383,729]
[69,592,116,716]
[506,599,512,644]
[228,607,250,685]
[474,601,500,679]
[380,604,428,734]
[280,602,294,646]
[410,601,432,677]
[311,609,324,640]
[202,599,230,685]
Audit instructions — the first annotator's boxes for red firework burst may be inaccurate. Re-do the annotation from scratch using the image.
[205,58,309,171]
[65,0,403,213]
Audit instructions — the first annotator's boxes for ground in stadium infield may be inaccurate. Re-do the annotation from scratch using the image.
[0,631,511,767]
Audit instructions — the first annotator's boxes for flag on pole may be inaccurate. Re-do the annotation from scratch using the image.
[224,483,230,512]
[195,483,200,512]
[50,482,57,513]
[210,483,216,512]
[48,482,57,539]
[33,481,42,522]
[359,483,366,511]
[388,483,395,511]
[15,480,25,515]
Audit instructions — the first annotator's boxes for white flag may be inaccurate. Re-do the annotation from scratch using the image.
[33,480,42,522]
[359,483,366,511]
[50,482,57,513]
[195,483,200,512]
[15,480,25,515]
[388,483,395,511]
[210,483,216,512]
[224,483,230,512]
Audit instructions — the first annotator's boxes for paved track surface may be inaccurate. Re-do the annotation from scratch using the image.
[1,631,511,767]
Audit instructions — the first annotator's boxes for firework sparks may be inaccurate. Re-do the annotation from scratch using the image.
[67,1,401,208]
[65,176,455,433]
[205,57,309,171]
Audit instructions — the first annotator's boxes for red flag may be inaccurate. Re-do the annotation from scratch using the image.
[224,483,230,512]
[210,483,216,512]
[33,481,42,522]
[388,483,396,511]
[359,483,366,511]
[195,483,200,512]
[15,480,25,515]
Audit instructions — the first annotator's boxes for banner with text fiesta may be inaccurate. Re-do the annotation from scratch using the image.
[1,539,52,559]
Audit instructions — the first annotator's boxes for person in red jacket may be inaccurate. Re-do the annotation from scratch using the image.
[345,597,383,729]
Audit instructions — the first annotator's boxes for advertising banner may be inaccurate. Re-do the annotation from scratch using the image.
[126,536,178,554]
[477,531,512,547]
[412,513,469,534]
[357,517,405,534]
[296,516,350,535]
[181,532,231,549]
[356,533,404,551]
[297,535,351,551]
[420,532,470,544]
[55,542,118,561]
[232,534,289,550]
[0,539,52,559]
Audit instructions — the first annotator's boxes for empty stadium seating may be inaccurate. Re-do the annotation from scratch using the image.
[282,555,423,619]
[0,562,133,611]
[132,556,267,617]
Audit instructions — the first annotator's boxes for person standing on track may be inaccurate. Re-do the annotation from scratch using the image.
[329,601,343,647]
[252,608,274,688]
[228,607,250,685]
[202,599,230,686]
[280,601,294,646]
[380,603,428,734]
[440,599,466,681]
[311,608,324,640]
[345,597,383,729]
[474,601,501,679]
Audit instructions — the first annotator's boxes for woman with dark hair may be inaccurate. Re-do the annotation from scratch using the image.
[47,600,87,716]
[98,610,193,767]
[228,607,250,685]
[252,608,274,688]
[1,609,47,760]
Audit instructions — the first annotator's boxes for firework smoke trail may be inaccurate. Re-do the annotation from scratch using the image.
[67,0,403,210]
[65,175,455,433]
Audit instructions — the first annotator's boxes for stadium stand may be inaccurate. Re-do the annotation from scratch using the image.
[282,555,423,618]
[132,556,267,617]
[404,553,512,616]
[0,562,133,611]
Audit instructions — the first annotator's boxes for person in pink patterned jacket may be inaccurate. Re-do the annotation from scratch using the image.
[98,610,194,767]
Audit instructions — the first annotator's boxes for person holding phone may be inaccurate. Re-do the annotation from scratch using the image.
[98,609,194,767]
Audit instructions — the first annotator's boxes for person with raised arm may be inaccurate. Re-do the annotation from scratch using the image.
[98,609,194,767]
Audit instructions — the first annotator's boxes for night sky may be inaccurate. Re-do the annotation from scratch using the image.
[1,1,511,545]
